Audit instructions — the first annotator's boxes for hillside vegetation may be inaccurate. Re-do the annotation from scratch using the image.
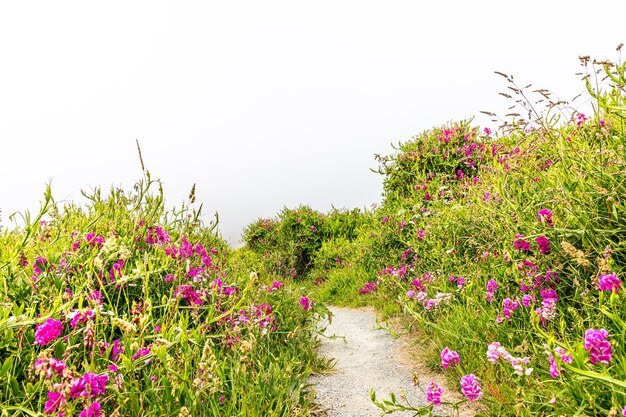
[243,54,626,416]
[0,175,325,416]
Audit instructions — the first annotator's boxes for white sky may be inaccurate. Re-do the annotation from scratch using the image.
[1,1,624,245]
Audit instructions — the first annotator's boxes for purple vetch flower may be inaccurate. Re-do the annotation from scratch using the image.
[555,346,573,364]
[537,209,554,226]
[521,294,535,307]
[546,352,560,378]
[132,347,150,361]
[299,296,311,311]
[513,235,531,251]
[79,401,103,417]
[425,381,443,406]
[34,319,64,346]
[68,373,108,398]
[597,273,621,293]
[44,390,66,414]
[460,374,482,401]
[441,347,460,369]
[584,329,612,364]
[486,279,498,293]
[535,236,550,255]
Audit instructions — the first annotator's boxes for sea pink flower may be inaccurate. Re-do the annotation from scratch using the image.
[460,374,482,401]
[34,319,64,346]
[425,381,443,406]
[441,348,460,369]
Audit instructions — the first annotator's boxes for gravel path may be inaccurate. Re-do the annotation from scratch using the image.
[310,306,443,417]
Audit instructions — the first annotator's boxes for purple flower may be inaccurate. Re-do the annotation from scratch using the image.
[555,346,572,364]
[502,298,520,319]
[69,373,108,398]
[521,294,535,307]
[597,273,621,293]
[486,279,498,293]
[34,319,64,346]
[112,339,123,361]
[549,354,560,378]
[441,347,460,369]
[584,329,612,364]
[299,296,311,311]
[425,381,443,406]
[79,401,103,417]
[132,347,150,361]
[460,374,482,401]
[44,390,65,414]
[535,236,550,255]
[359,281,378,295]
[513,235,531,251]
[537,209,554,226]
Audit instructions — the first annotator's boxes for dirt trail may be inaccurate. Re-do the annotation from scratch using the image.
[310,306,471,417]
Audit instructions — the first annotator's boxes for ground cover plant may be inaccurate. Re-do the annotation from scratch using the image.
[0,172,324,417]
[243,51,626,416]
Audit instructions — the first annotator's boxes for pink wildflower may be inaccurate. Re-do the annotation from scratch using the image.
[537,209,553,226]
[299,296,311,311]
[513,235,530,251]
[34,319,64,346]
[44,390,65,414]
[425,381,443,406]
[460,374,482,401]
[584,329,612,364]
[68,373,108,398]
[597,273,621,293]
[535,236,550,255]
[441,347,460,369]
[79,401,103,417]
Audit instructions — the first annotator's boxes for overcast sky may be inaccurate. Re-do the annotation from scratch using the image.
[1,1,624,245]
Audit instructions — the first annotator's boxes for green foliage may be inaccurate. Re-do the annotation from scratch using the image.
[245,54,626,416]
[0,175,323,417]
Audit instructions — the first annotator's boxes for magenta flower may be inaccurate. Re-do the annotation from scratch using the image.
[34,357,67,378]
[537,209,554,226]
[521,294,535,307]
[299,296,311,311]
[486,279,498,293]
[425,381,443,406]
[535,236,550,255]
[34,319,63,346]
[597,273,621,293]
[555,347,573,364]
[132,347,150,361]
[584,329,612,364]
[79,401,103,417]
[358,281,378,295]
[69,373,108,399]
[502,298,520,319]
[513,235,531,251]
[111,339,123,361]
[460,374,482,401]
[441,347,460,369]
[44,390,65,414]
[548,354,560,378]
